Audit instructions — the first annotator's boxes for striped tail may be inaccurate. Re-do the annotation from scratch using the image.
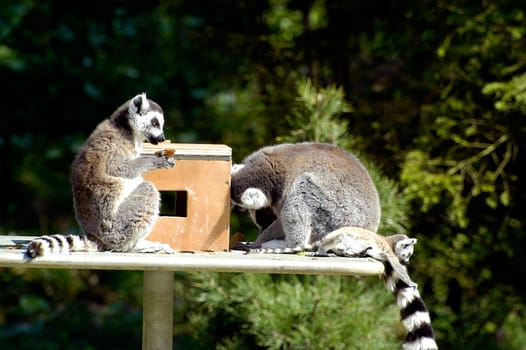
[248,245,310,254]
[384,263,438,350]
[25,234,99,259]
[245,239,313,254]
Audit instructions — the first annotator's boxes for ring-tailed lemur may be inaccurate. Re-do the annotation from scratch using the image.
[230,142,382,250]
[243,227,416,286]
[245,226,438,349]
[320,229,438,349]
[247,227,417,264]
[308,227,417,288]
[25,93,175,258]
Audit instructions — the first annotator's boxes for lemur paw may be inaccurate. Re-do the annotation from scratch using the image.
[134,239,175,254]
[155,149,176,168]
[240,188,270,209]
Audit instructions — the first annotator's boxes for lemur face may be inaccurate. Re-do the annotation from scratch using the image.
[394,238,417,265]
[139,110,165,145]
[129,93,166,145]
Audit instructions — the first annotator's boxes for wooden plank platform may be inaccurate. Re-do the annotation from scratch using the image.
[0,235,384,275]
[0,235,384,350]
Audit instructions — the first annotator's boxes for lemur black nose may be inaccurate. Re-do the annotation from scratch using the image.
[147,133,165,145]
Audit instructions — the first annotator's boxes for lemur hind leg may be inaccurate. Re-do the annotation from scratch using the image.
[280,174,325,247]
[109,181,173,253]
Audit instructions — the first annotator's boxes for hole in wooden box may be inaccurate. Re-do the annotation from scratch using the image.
[160,191,188,217]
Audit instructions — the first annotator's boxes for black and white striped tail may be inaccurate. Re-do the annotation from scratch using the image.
[241,239,314,254]
[248,245,311,254]
[384,263,438,350]
[25,234,99,259]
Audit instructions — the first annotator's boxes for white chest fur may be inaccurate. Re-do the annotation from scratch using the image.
[115,177,143,213]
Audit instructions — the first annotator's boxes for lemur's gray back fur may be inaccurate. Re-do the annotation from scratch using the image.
[231,142,381,249]
[26,93,175,258]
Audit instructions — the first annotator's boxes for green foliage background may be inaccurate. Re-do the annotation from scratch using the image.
[1,1,526,349]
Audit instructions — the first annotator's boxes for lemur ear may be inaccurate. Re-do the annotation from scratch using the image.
[130,93,150,114]
[397,238,417,248]
[133,94,143,110]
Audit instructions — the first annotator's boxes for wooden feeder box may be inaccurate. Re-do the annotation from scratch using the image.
[141,142,231,252]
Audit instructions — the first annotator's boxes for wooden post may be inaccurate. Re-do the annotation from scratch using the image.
[142,271,174,350]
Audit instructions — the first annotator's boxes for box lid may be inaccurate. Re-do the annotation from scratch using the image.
[142,142,231,161]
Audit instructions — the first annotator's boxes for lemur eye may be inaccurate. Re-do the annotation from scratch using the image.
[151,118,160,128]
